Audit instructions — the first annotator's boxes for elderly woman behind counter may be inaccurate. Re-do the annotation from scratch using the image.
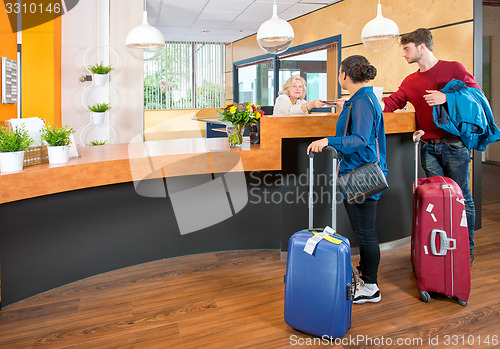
[273,76,326,115]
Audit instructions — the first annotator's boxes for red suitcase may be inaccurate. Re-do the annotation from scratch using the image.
[411,131,471,306]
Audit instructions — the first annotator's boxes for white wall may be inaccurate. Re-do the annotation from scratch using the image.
[110,0,144,144]
[61,0,144,145]
[61,0,95,145]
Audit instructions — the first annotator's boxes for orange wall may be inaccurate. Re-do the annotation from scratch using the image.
[0,1,18,123]
[21,16,62,127]
[0,5,61,126]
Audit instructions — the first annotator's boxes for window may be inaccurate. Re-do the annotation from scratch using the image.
[236,59,274,106]
[144,42,225,110]
[233,36,340,108]
[278,50,328,101]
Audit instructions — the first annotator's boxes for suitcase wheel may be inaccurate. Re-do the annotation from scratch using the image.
[419,290,431,303]
[458,298,467,306]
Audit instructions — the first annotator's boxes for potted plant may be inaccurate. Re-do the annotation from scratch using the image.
[0,125,34,173]
[41,125,74,165]
[216,102,263,147]
[88,102,111,124]
[88,61,114,86]
[89,140,108,146]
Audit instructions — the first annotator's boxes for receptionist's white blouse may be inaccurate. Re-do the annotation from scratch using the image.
[273,94,309,115]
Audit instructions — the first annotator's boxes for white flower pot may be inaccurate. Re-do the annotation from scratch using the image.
[92,112,106,124]
[47,146,69,165]
[0,151,25,173]
[93,73,109,86]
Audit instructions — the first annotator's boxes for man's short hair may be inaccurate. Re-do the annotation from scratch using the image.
[400,28,434,52]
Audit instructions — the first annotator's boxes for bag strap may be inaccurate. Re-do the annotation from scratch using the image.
[337,103,352,177]
[342,104,352,138]
[364,94,382,163]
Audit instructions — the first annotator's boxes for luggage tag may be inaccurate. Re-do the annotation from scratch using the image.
[304,226,342,255]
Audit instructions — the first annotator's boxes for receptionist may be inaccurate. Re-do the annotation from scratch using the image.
[273,76,326,115]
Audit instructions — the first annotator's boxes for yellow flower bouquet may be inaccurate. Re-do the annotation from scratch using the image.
[216,102,264,147]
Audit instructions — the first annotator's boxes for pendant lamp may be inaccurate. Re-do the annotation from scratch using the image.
[126,0,165,61]
[361,0,399,52]
[256,0,294,54]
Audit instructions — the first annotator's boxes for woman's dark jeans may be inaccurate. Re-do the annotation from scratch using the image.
[343,198,379,284]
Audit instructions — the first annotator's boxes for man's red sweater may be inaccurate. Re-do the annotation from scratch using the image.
[383,60,480,140]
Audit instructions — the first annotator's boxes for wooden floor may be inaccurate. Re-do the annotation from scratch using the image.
[1,203,499,349]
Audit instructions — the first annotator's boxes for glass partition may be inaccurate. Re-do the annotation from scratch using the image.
[233,36,340,108]
[278,50,327,101]
[237,60,274,106]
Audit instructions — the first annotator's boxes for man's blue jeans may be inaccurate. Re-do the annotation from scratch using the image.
[421,141,475,253]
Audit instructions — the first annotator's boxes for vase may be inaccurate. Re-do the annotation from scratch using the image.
[249,124,260,144]
[93,73,109,86]
[0,151,25,173]
[226,124,245,148]
[47,146,69,165]
[92,111,106,124]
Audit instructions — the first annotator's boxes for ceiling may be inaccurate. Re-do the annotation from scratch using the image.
[146,0,342,43]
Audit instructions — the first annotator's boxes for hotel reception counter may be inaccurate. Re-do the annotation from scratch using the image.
[0,111,419,307]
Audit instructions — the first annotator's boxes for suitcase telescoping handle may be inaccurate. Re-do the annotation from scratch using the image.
[308,146,338,233]
[413,130,425,190]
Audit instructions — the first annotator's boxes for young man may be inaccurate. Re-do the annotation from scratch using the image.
[382,28,479,263]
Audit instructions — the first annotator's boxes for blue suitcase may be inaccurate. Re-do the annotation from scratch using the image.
[284,147,354,338]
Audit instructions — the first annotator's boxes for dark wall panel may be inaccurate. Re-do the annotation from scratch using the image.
[0,173,281,306]
[279,133,418,251]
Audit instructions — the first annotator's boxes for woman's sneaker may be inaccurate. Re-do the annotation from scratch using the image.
[353,282,381,304]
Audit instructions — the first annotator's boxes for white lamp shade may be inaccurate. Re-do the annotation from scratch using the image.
[361,3,399,52]
[126,11,165,60]
[257,4,294,54]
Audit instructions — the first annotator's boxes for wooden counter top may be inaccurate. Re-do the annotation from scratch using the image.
[0,111,415,204]
[0,139,281,204]
[260,111,416,149]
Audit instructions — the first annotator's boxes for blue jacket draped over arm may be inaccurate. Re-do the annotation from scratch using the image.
[433,79,500,151]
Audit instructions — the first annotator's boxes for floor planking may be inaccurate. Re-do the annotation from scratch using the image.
[0,203,499,348]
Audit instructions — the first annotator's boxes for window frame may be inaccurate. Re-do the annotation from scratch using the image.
[233,35,342,105]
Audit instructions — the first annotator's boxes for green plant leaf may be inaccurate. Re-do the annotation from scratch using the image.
[89,140,108,146]
[0,125,34,152]
[88,102,111,112]
[88,61,114,75]
[41,125,74,147]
